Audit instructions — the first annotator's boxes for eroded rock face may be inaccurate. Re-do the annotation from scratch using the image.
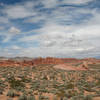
[78,61,88,69]
[33,57,64,65]
[0,57,99,67]
[0,57,63,67]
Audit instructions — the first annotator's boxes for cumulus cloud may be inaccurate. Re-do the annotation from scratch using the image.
[40,0,58,8]
[8,27,21,34]
[1,27,21,43]
[24,15,46,23]
[62,0,93,4]
[3,3,36,19]
[0,0,100,58]
[0,26,5,30]
[0,16,9,23]
[18,7,100,58]
[0,2,4,6]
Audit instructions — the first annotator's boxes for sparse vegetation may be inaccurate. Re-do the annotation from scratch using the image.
[7,89,18,97]
[0,62,100,100]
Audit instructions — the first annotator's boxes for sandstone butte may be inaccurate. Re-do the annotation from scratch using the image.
[0,57,100,71]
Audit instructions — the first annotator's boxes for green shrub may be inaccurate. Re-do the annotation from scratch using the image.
[15,86,25,92]
[8,77,25,89]
[18,94,27,100]
[53,96,58,100]
[7,98,13,100]
[39,95,49,100]
[27,95,35,100]
[66,89,77,98]
[0,89,3,95]
[66,83,74,89]
[84,95,93,100]
[63,97,68,100]
[7,90,17,97]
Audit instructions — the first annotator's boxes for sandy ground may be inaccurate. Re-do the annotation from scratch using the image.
[54,64,87,71]
[93,97,100,100]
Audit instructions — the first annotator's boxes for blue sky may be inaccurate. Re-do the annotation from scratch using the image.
[0,0,100,58]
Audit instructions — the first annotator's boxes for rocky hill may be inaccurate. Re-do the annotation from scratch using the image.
[0,57,99,67]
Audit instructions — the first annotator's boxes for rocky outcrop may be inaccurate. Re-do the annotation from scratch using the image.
[0,57,63,67]
[33,57,64,65]
[0,57,99,67]
[78,61,89,69]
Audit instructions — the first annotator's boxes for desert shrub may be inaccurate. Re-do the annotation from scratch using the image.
[70,95,84,100]
[7,98,13,100]
[0,89,3,95]
[38,88,48,93]
[30,80,40,91]
[27,90,33,95]
[0,79,4,84]
[39,95,49,100]
[96,79,100,86]
[66,89,78,98]
[21,76,31,83]
[8,77,25,89]
[53,96,58,100]
[18,94,27,100]
[96,90,100,95]
[27,95,35,100]
[42,75,48,80]
[49,89,58,94]
[66,83,74,89]
[7,89,17,97]
[84,95,93,100]
[63,97,68,100]
[61,73,66,81]
[15,86,25,92]
[0,79,7,88]
[56,90,66,100]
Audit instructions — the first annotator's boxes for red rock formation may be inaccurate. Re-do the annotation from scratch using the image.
[33,57,64,65]
[0,57,99,67]
[0,57,64,67]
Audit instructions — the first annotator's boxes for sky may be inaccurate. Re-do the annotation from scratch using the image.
[0,0,100,58]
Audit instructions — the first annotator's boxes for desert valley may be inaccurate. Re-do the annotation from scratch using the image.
[0,57,100,100]
[0,0,100,100]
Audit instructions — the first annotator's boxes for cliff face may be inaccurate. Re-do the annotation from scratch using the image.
[33,57,64,65]
[0,57,63,67]
[0,57,99,67]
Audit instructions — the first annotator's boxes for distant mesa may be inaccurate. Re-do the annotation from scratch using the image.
[0,57,100,71]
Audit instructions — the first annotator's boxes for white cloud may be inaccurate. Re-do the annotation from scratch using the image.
[0,2,4,6]
[2,36,12,43]
[9,27,21,33]
[24,15,46,23]
[40,0,58,8]
[1,27,21,43]
[11,45,21,50]
[38,0,93,9]
[0,0,100,58]
[0,26,5,30]
[3,3,36,19]
[0,16,9,23]
[18,7,100,58]
[62,0,93,4]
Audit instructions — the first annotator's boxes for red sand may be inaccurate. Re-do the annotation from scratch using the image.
[54,64,88,71]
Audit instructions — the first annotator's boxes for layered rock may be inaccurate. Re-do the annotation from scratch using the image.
[0,57,99,67]
[0,57,64,67]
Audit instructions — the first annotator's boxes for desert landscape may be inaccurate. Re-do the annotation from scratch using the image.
[0,0,100,100]
[0,57,100,100]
